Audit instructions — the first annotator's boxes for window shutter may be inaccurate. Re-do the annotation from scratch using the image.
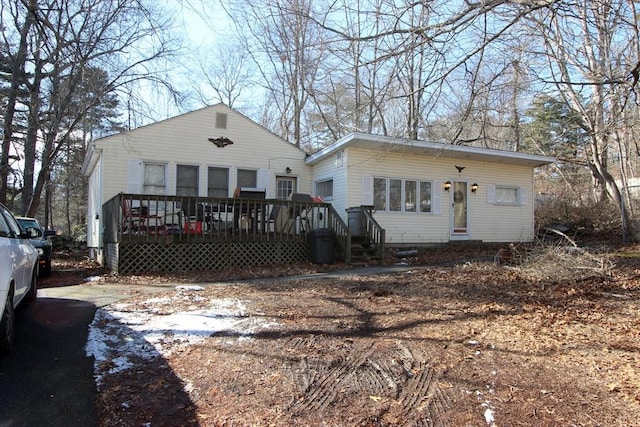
[257,168,270,193]
[518,187,528,206]
[126,159,143,193]
[362,175,373,206]
[486,184,496,204]
[432,181,442,214]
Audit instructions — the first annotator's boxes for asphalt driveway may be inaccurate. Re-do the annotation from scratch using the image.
[0,297,97,427]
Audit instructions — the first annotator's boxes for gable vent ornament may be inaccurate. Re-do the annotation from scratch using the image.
[208,137,234,148]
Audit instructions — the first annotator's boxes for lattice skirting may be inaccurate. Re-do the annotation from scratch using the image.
[111,241,311,274]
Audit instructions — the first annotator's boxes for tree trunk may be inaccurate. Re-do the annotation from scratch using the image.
[1,2,36,204]
[22,60,43,215]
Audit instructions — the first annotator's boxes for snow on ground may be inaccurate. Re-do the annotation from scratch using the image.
[85,286,276,388]
[85,285,501,424]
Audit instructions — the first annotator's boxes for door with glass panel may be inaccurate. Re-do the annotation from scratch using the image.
[276,176,297,200]
[451,181,468,236]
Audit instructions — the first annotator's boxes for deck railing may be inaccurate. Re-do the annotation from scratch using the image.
[103,193,350,261]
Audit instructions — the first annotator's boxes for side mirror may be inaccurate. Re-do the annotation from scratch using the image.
[25,227,43,238]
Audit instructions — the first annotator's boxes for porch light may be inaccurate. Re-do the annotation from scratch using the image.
[443,181,452,191]
[286,167,292,174]
[471,183,479,193]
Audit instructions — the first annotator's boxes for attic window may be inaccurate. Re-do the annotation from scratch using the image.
[216,112,227,129]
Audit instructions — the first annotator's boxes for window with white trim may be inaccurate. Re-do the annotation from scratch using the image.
[143,162,166,195]
[496,186,518,204]
[419,181,432,212]
[374,177,433,213]
[487,184,526,206]
[374,178,386,210]
[176,164,199,196]
[208,167,229,197]
[237,169,257,187]
[315,179,334,199]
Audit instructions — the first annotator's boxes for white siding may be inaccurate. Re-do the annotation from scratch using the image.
[311,151,348,219]
[95,104,310,203]
[87,158,102,249]
[340,147,536,244]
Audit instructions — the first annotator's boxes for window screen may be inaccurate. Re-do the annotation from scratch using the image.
[176,165,199,196]
[389,179,402,211]
[496,186,518,204]
[143,163,166,195]
[374,178,386,210]
[405,180,417,212]
[208,167,229,197]
[316,179,333,199]
[419,181,432,212]
[237,169,257,187]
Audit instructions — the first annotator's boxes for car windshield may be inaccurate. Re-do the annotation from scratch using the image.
[17,218,38,230]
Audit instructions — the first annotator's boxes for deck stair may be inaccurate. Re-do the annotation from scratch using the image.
[346,206,385,263]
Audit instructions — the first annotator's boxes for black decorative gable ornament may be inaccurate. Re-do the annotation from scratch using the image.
[208,137,234,148]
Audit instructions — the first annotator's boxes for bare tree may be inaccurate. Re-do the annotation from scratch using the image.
[524,0,640,241]
[0,0,181,218]
[0,0,36,206]
[225,0,326,147]
[193,41,256,109]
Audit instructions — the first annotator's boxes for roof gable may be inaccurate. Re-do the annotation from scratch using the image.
[82,104,308,177]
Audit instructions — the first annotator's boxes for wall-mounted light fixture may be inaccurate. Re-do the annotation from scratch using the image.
[285,167,292,174]
[471,183,479,193]
[444,181,452,191]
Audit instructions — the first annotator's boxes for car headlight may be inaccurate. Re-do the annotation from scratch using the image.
[36,248,44,256]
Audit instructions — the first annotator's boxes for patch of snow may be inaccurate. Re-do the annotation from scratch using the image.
[84,276,102,282]
[176,285,205,291]
[484,407,495,425]
[481,401,497,426]
[85,293,275,389]
[140,296,172,305]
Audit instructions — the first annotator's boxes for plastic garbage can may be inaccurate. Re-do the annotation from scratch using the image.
[346,207,362,237]
[308,228,334,264]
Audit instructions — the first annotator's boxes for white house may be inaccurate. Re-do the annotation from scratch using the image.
[82,104,555,262]
[82,103,311,260]
[306,133,555,245]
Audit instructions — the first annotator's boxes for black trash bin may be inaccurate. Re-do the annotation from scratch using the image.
[308,228,334,264]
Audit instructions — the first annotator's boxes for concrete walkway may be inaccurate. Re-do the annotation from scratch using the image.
[39,262,432,307]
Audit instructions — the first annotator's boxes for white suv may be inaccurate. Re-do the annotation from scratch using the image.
[0,203,39,354]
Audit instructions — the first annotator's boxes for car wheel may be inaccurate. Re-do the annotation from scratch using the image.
[25,268,37,304]
[0,285,15,354]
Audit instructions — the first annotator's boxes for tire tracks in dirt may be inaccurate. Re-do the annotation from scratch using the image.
[285,337,450,426]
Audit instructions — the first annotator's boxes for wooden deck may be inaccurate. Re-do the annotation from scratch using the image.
[102,193,355,274]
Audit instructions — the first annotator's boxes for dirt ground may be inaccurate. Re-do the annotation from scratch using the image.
[41,242,640,426]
